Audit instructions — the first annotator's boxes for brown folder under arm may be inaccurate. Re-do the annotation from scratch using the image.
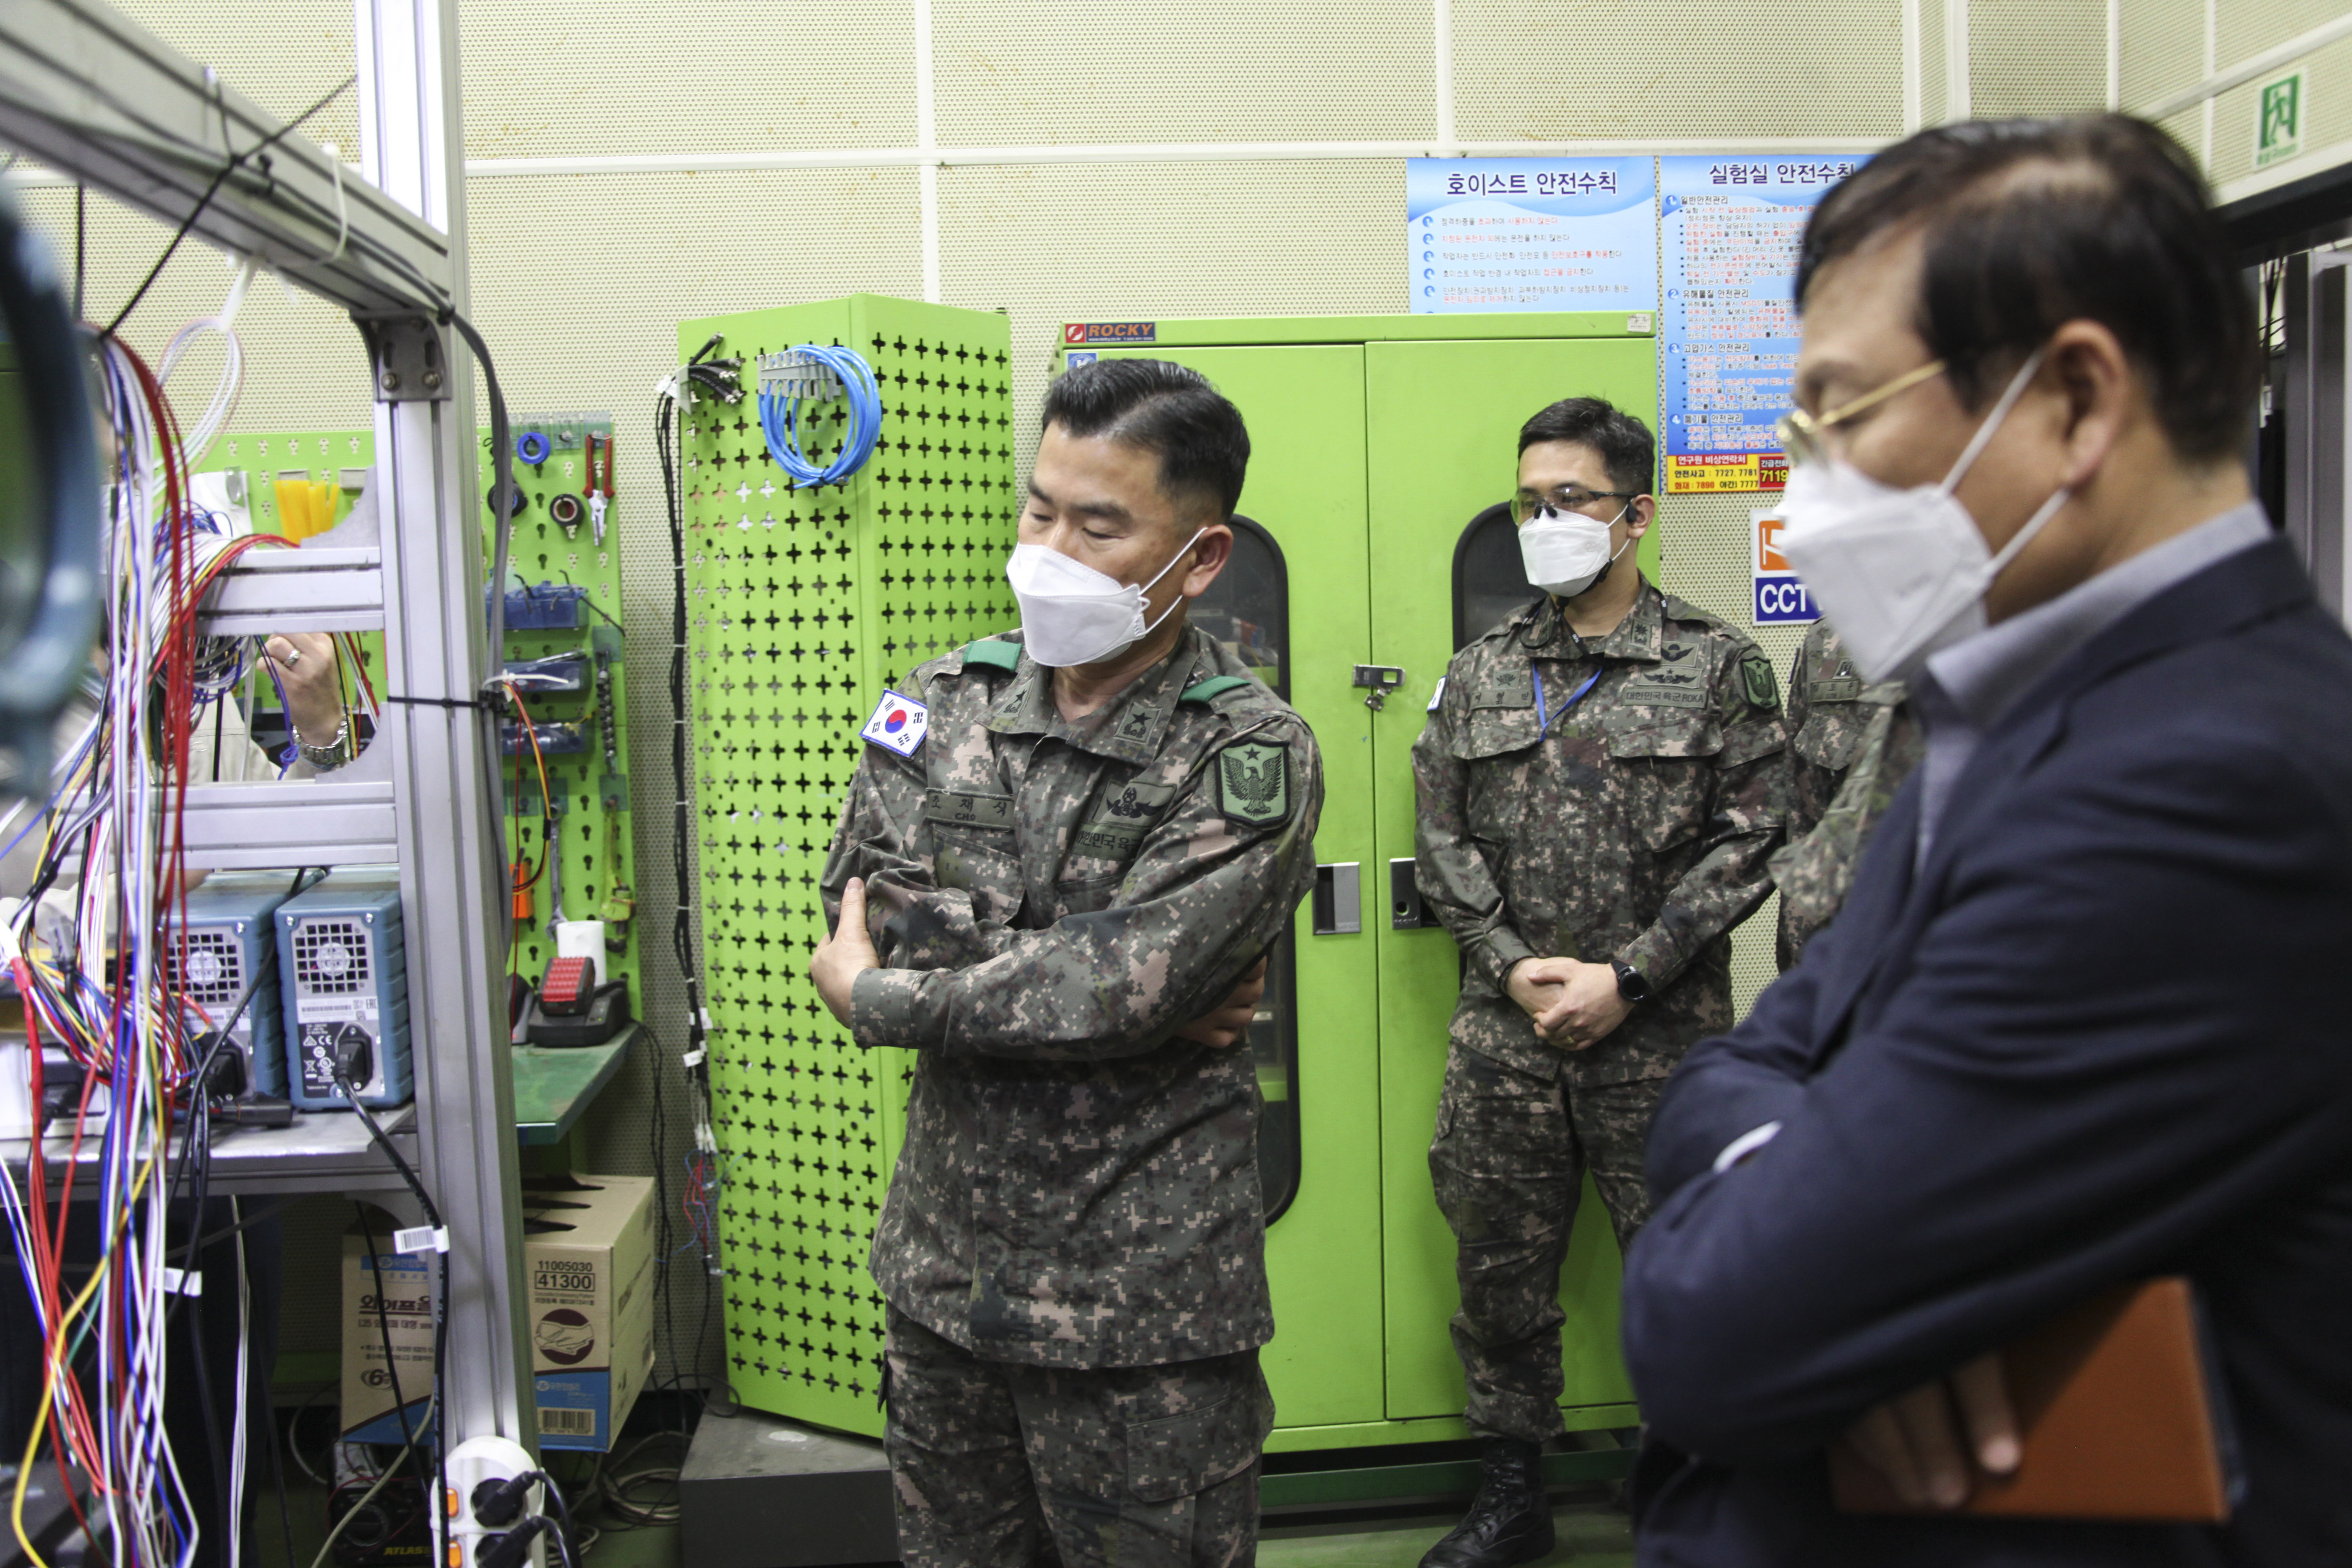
[1829,1277,2237,1524]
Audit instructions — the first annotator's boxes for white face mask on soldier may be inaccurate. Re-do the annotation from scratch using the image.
[1517,505,1628,599]
[1005,529,1206,668]
[1777,350,2069,686]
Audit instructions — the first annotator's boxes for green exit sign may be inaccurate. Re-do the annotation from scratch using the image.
[2258,70,2306,169]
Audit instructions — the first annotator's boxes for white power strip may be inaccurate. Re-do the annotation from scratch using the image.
[443,1435,549,1568]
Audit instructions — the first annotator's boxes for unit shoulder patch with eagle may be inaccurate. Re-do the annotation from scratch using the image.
[1216,741,1292,828]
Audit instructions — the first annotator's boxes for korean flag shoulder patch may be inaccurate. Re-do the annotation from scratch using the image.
[859,689,930,758]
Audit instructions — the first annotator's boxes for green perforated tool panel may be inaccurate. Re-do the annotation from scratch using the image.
[676,295,1015,1435]
[193,427,643,1016]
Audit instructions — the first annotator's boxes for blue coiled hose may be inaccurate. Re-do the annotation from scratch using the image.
[758,343,883,487]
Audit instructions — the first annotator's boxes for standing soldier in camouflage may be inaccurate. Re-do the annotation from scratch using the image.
[1411,398,1791,1568]
[1772,619,1924,969]
[809,358,1322,1568]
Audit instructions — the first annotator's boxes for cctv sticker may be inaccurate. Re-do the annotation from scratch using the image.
[859,690,929,758]
[1751,508,1820,626]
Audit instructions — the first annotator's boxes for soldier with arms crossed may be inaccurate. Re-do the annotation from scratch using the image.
[1411,398,1791,1568]
[811,358,1322,1568]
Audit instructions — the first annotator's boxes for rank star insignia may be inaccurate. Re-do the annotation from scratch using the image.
[1216,742,1290,827]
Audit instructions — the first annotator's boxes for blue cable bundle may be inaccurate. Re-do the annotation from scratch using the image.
[758,343,883,487]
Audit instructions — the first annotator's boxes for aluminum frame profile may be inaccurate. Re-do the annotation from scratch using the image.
[0,0,452,315]
[0,0,536,1453]
[199,547,388,635]
[356,0,537,1456]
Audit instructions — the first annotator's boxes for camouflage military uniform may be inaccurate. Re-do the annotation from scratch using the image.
[885,1306,1274,1568]
[1771,620,1923,970]
[820,622,1320,1568]
[1411,581,1790,1444]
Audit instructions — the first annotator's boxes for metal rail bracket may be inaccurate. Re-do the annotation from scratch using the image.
[355,312,453,402]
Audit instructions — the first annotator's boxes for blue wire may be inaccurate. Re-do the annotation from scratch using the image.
[756,344,882,488]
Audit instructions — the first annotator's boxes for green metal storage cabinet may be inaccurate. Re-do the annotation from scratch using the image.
[1060,313,1656,1449]
[695,300,1655,1451]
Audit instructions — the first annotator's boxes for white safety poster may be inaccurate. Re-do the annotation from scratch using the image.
[1660,155,1867,493]
[1408,158,1658,314]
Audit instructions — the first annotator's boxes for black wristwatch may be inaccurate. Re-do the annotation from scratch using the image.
[1611,959,1653,1005]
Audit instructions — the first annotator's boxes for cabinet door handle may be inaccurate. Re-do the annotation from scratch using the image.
[1312,862,1361,935]
[1390,858,1429,929]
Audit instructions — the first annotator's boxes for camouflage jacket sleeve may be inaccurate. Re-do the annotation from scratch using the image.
[1617,644,1791,988]
[816,671,1023,974]
[1411,663,1540,991]
[846,715,1323,1061]
[1782,637,1813,753]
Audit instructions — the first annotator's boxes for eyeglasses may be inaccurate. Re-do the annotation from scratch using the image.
[1509,484,1641,525]
[1776,358,1947,469]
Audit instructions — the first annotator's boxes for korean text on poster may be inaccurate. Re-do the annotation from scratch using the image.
[1409,158,1658,314]
[1661,155,1864,493]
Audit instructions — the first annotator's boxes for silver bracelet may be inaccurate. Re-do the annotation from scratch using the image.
[294,712,352,771]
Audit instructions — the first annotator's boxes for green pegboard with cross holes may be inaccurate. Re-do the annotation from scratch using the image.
[191,424,643,1036]
[480,412,644,1006]
[676,294,1015,1435]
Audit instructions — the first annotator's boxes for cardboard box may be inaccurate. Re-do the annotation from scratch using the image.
[521,1174,658,1451]
[341,1228,436,1445]
[340,1176,658,1450]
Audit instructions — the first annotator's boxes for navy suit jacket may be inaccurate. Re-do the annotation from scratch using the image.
[1623,537,2352,1567]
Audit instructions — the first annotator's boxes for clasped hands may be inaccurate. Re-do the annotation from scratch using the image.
[1506,955,1632,1049]
[810,875,1269,1048]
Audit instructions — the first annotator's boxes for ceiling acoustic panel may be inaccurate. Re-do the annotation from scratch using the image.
[936,159,1406,474]
[458,0,919,157]
[933,0,1435,148]
[1970,0,2107,118]
[1453,0,1904,143]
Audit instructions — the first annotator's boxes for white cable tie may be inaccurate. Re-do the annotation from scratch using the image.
[395,1225,451,1256]
[219,255,257,333]
[317,143,349,265]
[159,1266,202,1298]
[698,1007,714,1030]
[681,1048,706,1068]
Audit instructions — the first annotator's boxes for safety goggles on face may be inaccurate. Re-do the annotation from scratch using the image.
[1776,358,1949,470]
[1509,483,1642,526]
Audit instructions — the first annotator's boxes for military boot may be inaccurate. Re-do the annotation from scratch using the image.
[1418,1437,1554,1568]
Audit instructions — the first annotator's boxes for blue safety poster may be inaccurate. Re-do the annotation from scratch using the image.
[1408,158,1657,314]
[1660,155,1866,492]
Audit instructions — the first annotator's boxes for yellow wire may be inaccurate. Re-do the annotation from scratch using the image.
[13,1258,109,1568]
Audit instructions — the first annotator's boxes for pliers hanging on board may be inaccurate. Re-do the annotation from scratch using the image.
[585,431,615,546]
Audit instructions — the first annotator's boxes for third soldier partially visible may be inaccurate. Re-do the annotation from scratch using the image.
[1772,618,1924,970]
[1411,397,1791,1568]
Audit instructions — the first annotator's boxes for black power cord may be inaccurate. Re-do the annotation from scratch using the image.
[334,1051,450,1568]
[654,340,738,1412]
[101,74,356,339]
[472,1466,583,1565]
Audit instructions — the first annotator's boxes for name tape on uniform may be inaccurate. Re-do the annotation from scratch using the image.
[860,690,930,757]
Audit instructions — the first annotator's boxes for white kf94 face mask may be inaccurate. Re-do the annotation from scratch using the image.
[1517,505,1628,599]
[1777,350,2068,686]
[1005,528,1207,668]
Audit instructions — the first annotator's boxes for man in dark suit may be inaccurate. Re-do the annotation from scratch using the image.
[1622,115,2352,1565]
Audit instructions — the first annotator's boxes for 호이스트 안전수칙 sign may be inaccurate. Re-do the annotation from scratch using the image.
[1408,158,1658,314]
